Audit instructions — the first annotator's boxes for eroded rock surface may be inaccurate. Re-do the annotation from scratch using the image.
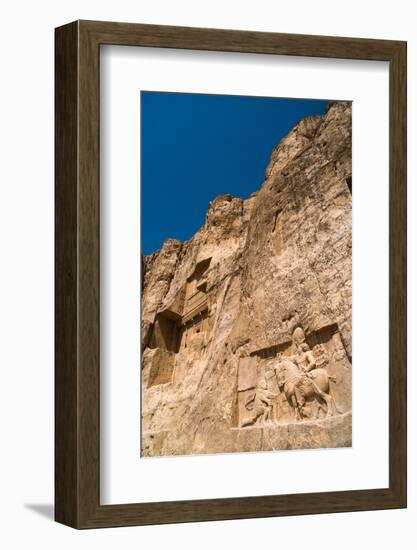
[141,102,352,457]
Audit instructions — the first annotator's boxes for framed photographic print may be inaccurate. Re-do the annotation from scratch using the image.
[55,20,407,528]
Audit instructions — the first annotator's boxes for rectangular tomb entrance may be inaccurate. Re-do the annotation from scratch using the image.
[146,257,212,386]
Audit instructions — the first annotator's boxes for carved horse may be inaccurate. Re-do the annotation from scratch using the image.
[275,358,338,421]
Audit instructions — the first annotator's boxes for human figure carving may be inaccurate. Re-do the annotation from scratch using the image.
[314,343,328,368]
[241,370,278,427]
[289,336,321,410]
[333,332,347,362]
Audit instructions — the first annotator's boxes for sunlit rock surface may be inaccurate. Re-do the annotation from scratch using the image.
[141,102,352,457]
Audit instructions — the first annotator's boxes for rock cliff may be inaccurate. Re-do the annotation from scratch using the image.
[141,101,352,456]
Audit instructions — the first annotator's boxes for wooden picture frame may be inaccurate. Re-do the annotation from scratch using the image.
[55,20,407,528]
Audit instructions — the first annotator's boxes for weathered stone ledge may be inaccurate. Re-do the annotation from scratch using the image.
[142,412,352,457]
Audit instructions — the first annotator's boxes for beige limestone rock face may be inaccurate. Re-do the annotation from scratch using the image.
[141,101,352,457]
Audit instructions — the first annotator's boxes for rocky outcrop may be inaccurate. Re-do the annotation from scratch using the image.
[141,102,352,457]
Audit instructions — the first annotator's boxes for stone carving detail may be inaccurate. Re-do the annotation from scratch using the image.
[332,332,347,362]
[238,359,279,427]
[275,356,338,422]
[236,324,348,426]
[241,378,277,427]
[314,344,329,368]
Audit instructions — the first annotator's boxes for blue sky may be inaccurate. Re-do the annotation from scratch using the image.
[141,92,329,255]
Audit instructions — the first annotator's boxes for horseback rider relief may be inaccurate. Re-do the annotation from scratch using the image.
[274,327,339,422]
[240,324,342,427]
